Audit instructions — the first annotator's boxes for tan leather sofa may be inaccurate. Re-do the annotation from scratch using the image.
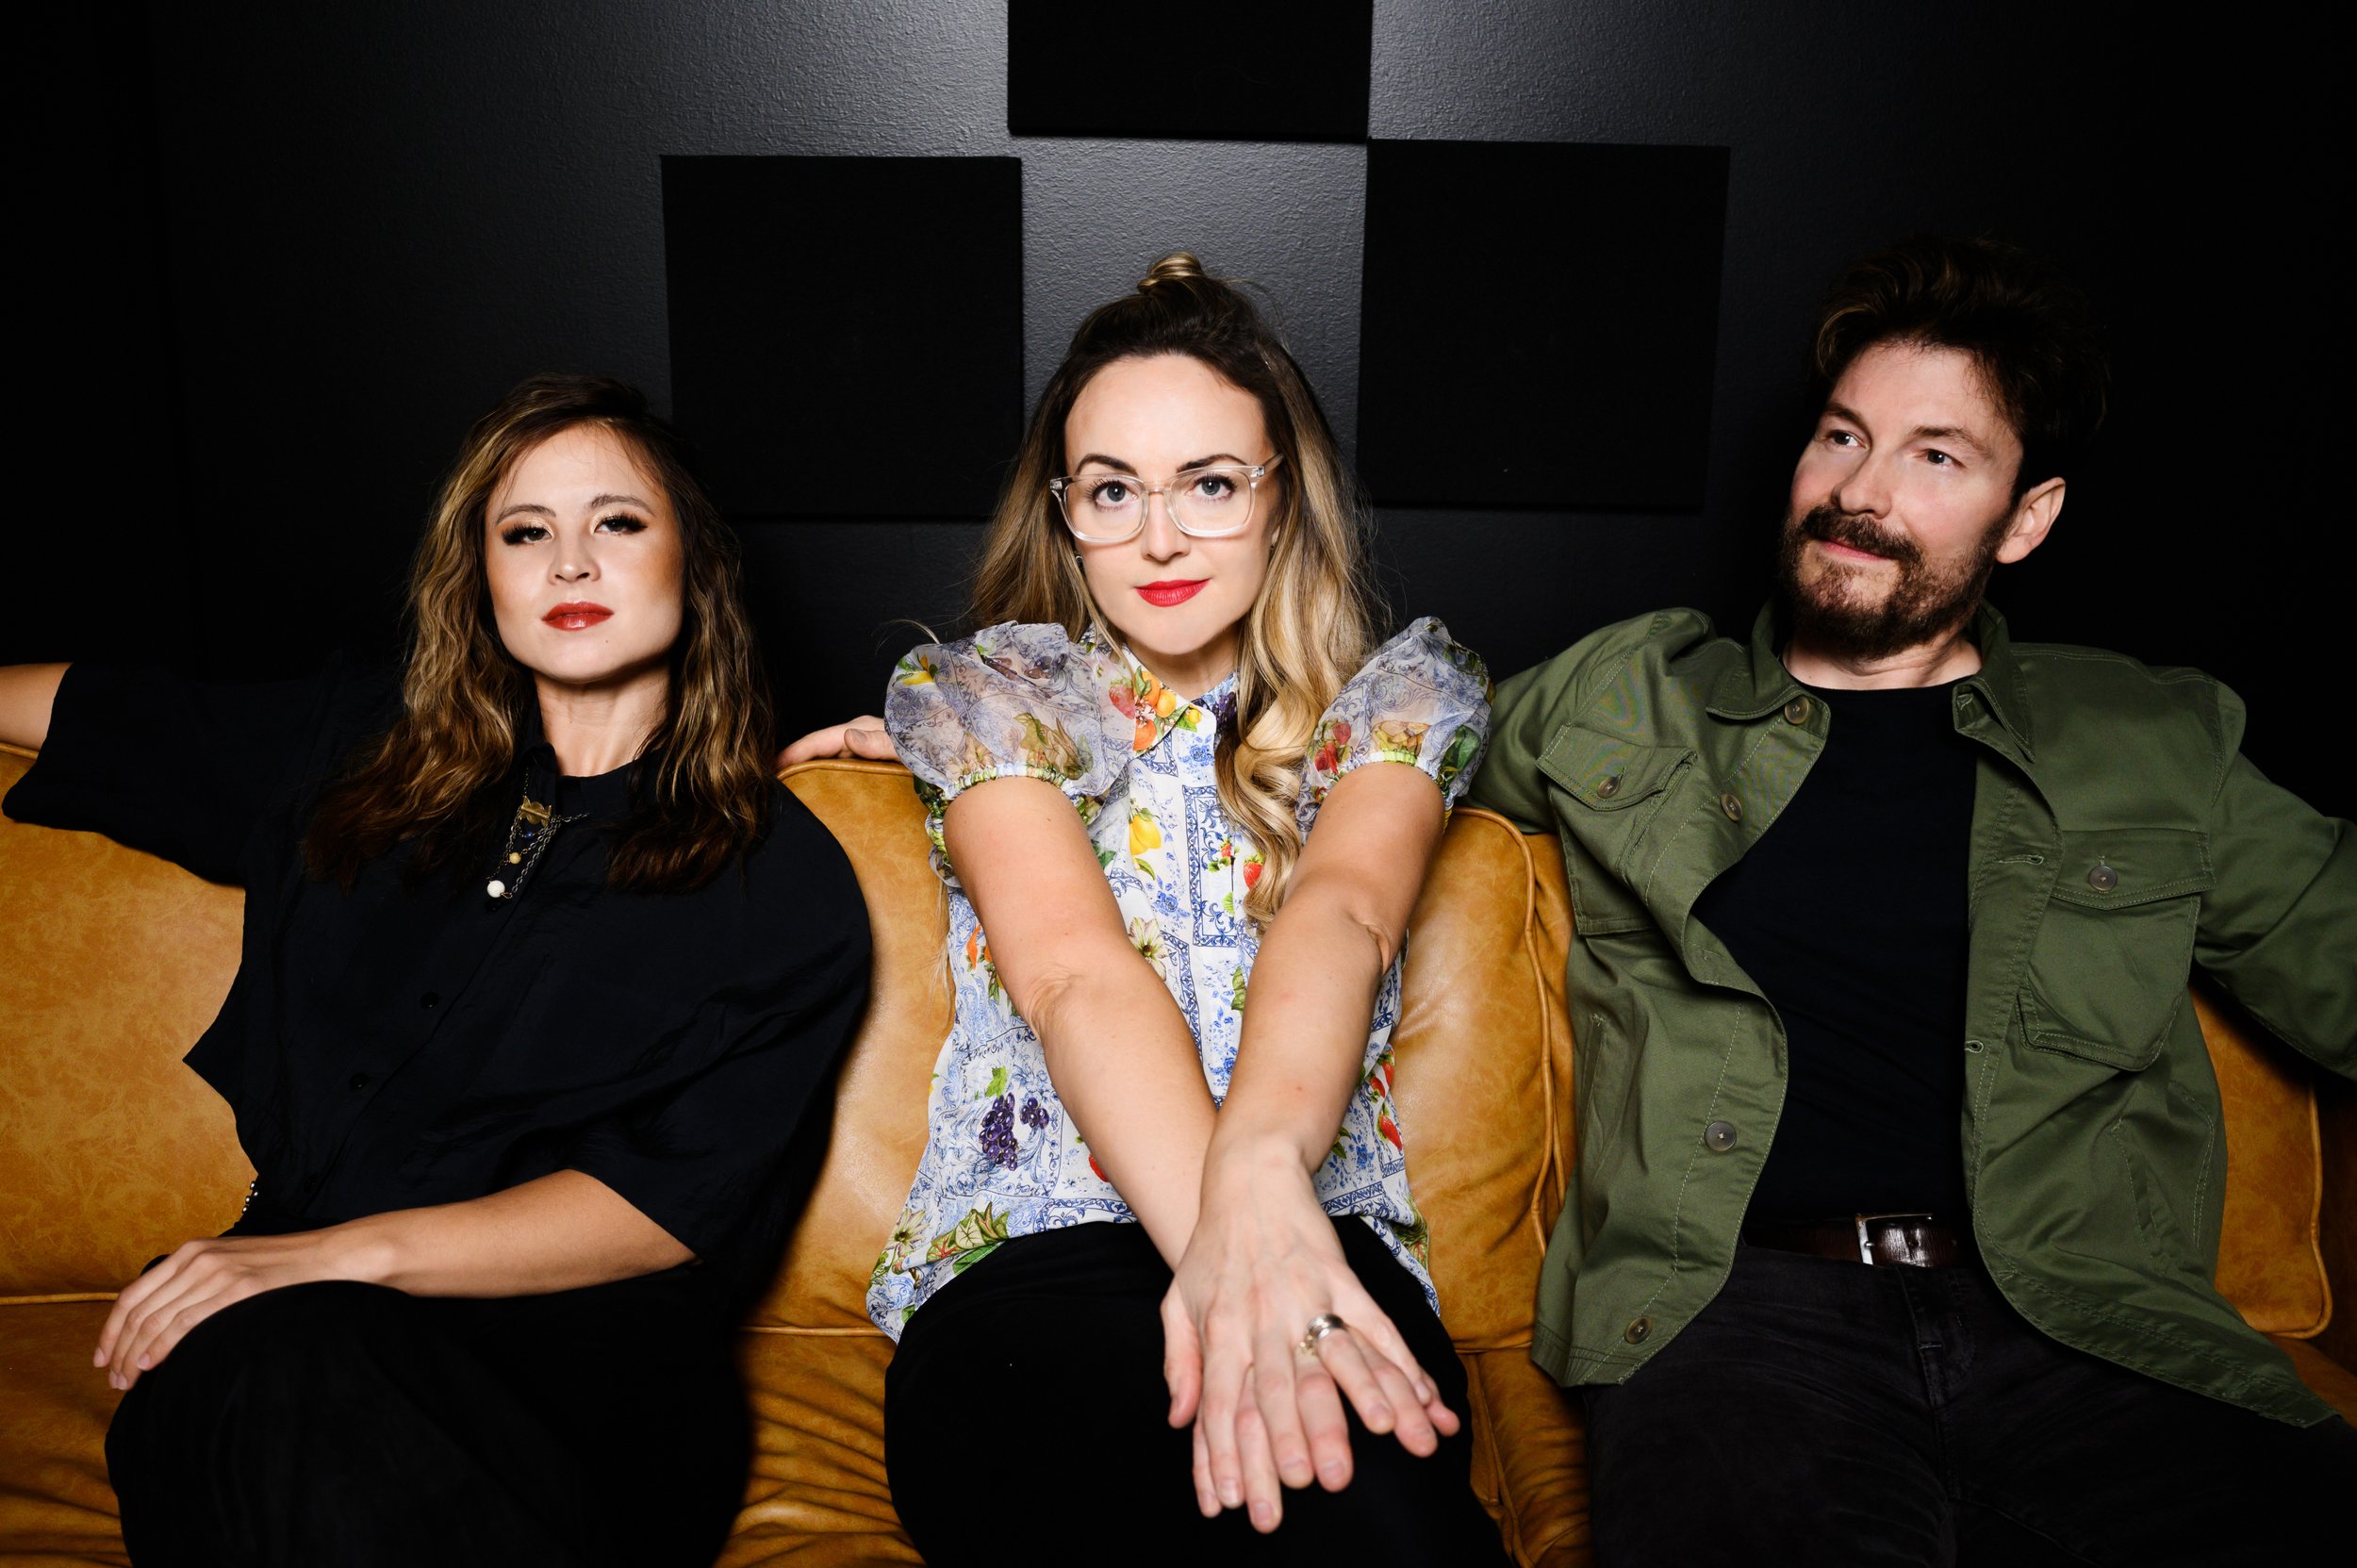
[5,750,2354,1566]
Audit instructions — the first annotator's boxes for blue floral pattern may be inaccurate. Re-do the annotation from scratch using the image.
[867,617,1491,1335]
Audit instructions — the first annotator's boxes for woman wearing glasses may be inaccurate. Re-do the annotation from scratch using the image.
[795,254,1502,1562]
[0,375,868,1567]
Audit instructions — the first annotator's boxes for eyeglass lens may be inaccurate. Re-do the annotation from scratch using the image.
[1060,469,1256,537]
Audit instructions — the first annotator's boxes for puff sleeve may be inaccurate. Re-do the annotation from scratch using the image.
[1298,616,1492,836]
[883,621,1128,883]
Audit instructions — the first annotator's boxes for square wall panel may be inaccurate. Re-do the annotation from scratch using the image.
[663,156,1023,520]
[1358,140,1729,511]
[1008,1,1371,141]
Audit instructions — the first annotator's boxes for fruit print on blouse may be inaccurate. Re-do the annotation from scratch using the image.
[865,616,1492,1338]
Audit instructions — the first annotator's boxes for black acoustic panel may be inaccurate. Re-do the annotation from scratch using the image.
[664,157,1022,520]
[1358,140,1729,511]
[1007,2,1371,142]
[735,520,988,733]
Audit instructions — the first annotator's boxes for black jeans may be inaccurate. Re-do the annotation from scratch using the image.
[106,1274,747,1568]
[1584,1242,2357,1567]
[885,1216,1508,1567]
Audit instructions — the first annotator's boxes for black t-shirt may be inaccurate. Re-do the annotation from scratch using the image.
[1689,678,1977,1224]
[6,661,871,1312]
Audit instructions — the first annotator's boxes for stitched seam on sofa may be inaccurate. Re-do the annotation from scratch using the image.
[1507,815,1561,1251]
[2291,1090,2331,1337]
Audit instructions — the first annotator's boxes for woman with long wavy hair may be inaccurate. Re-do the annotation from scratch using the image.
[0,373,869,1568]
[791,254,1505,1563]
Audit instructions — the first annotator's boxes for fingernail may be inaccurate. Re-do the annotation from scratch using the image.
[1219,1479,1242,1508]
[92,1349,106,1366]
[137,1355,152,1370]
[1250,1502,1275,1531]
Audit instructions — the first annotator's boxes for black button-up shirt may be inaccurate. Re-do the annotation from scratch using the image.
[7,662,870,1311]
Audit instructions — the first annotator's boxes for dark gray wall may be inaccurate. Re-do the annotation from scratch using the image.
[20,3,2341,812]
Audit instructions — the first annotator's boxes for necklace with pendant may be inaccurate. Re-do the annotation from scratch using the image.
[486,789,587,900]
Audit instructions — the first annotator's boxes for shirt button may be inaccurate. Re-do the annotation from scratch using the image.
[420,992,439,1009]
[1782,696,1811,725]
[348,1072,371,1092]
[1720,792,1744,822]
[2087,864,2119,894]
[1705,1120,1739,1152]
[1624,1315,1653,1345]
[1595,775,1622,800]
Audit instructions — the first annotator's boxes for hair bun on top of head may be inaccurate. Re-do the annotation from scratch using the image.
[1139,252,1209,292]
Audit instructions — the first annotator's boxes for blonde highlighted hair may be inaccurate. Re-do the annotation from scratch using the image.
[969,252,1377,923]
[305,373,775,893]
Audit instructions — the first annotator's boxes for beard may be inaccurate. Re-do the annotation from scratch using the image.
[1776,502,2006,663]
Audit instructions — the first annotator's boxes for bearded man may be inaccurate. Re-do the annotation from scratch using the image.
[1473,236,2356,1562]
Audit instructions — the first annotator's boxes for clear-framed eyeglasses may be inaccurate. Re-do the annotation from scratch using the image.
[1047,454,1283,544]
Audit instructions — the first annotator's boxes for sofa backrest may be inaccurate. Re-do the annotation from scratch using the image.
[0,750,2328,1342]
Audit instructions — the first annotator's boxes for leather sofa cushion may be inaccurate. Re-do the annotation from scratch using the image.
[0,748,251,1297]
[2201,989,2332,1336]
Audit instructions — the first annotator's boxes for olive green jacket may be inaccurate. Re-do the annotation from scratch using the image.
[1472,603,2356,1424]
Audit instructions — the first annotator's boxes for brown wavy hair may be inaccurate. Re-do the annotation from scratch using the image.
[305,373,774,893]
[969,252,1379,924]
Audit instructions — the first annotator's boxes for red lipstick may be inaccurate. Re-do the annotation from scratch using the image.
[1136,580,1208,607]
[543,601,613,631]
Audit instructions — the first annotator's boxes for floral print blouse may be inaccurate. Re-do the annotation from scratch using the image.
[866,617,1491,1336]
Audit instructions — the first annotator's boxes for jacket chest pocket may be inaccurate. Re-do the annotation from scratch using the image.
[2021,827,2215,1071]
[1538,725,1691,935]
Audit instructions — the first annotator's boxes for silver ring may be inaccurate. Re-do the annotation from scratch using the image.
[1296,1312,1346,1359]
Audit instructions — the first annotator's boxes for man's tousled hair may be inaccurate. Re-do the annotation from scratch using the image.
[1813,236,2109,496]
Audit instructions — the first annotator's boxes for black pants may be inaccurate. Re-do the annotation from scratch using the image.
[885,1217,1508,1566]
[1584,1242,2357,1567]
[106,1273,747,1568]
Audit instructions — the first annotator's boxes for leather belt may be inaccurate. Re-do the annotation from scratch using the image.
[1743,1213,1968,1268]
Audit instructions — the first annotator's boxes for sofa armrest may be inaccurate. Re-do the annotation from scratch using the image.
[2314,1077,2357,1374]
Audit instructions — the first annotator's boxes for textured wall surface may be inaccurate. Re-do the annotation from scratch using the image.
[16,2,2339,812]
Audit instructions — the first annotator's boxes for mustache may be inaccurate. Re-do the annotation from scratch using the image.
[1796,503,1922,569]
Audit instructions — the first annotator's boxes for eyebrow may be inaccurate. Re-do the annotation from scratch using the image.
[490,492,655,524]
[1822,402,1995,459]
[1069,453,1248,473]
[1905,424,1993,459]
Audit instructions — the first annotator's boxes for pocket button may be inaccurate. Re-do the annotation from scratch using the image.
[2087,864,2119,894]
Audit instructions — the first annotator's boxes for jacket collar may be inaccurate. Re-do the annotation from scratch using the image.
[1707,601,2036,764]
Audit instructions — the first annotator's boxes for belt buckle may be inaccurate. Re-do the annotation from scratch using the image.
[1853,1212,1934,1265]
